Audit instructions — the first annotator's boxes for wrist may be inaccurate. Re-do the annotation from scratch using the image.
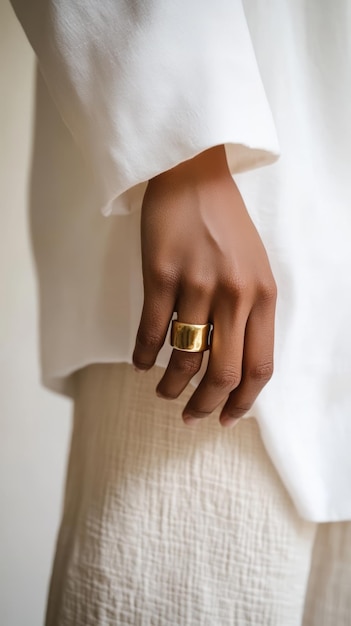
[149,144,230,189]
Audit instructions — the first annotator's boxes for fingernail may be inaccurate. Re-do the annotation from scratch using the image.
[183,417,201,426]
[133,365,147,373]
[221,417,241,429]
[156,388,171,399]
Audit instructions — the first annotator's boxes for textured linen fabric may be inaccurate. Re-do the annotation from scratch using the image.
[10,0,351,521]
[46,363,351,626]
[46,363,317,626]
[303,523,351,626]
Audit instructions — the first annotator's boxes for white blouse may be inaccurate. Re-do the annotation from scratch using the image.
[11,0,351,522]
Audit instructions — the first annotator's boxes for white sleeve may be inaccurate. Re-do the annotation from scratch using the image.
[11,0,279,216]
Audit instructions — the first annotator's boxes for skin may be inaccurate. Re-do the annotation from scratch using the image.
[132,144,277,427]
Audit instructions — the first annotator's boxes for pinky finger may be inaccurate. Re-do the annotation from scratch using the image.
[219,299,275,427]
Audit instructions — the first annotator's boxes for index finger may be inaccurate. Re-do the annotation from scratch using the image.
[132,274,176,371]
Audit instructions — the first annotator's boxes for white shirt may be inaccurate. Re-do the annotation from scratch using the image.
[11,0,351,522]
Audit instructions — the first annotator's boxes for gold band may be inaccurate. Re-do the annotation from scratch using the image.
[170,321,211,352]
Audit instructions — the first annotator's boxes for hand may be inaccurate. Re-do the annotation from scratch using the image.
[132,145,277,427]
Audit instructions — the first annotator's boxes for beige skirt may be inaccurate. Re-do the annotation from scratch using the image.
[45,364,351,626]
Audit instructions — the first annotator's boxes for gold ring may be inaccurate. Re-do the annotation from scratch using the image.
[170,320,211,352]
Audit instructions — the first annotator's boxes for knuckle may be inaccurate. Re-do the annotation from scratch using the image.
[247,361,274,384]
[221,273,249,300]
[227,402,252,418]
[172,355,201,377]
[233,278,248,298]
[151,263,178,292]
[257,278,277,303]
[235,402,252,413]
[207,368,241,392]
[136,330,163,352]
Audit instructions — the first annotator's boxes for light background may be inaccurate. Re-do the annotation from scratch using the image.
[0,1,71,624]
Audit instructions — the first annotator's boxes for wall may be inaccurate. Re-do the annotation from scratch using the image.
[0,2,71,624]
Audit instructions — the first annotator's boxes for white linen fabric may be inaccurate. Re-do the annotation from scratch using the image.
[303,521,351,625]
[46,363,315,626]
[45,363,351,626]
[10,0,351,521]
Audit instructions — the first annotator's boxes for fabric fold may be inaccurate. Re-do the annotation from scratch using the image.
[11,0,279,216]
